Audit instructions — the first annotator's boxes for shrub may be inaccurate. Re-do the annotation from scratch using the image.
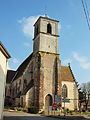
[69,110,73,115]
[23,107,27,112]
[16,107,23,111]
[66,108,69,113]
[28,106,39,114]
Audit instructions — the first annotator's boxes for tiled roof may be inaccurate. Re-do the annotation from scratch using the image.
[12,53,33,81]
[6,70,16,83]
[61,65,75,82]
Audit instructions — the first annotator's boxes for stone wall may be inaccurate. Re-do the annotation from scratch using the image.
[37,52,61,110]
[0,51,7,120]
[11,76,23,99]
[62,81,78,110]
[40,18,58,36]
[26,87,34,107]
[5,84,10,97]
[33,17,59,54]
[33,53,40,107]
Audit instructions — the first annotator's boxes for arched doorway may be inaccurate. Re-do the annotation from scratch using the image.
[45,94,52,109]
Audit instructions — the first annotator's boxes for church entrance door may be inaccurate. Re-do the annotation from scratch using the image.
[45,94,52,109]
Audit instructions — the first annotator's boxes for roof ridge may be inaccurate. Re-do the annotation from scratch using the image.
[61,65,69,67]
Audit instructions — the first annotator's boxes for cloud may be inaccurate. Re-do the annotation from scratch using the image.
[72,52,90,69]
[13,58,19,64]
[81,62,90,69]
[73,52,87,62]
[62,59,72,65]
[18,15,43,38]
[8,60,19,70]
[23,42,31,47]
[7,64,11,70]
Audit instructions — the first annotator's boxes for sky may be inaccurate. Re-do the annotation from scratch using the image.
[0,0,90,85]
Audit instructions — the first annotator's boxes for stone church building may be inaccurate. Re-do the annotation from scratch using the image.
[6,16,78,111]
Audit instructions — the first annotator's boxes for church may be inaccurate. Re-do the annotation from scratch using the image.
[5,16,79,112]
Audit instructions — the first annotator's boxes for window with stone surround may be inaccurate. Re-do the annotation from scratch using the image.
[62,84,68,98]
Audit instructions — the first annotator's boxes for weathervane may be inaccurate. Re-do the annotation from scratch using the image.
[45,5,47,17]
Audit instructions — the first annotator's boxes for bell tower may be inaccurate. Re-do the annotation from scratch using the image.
[33,16,59,54]
[33,16,61,111]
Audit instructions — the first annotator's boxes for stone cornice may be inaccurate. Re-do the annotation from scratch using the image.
[33,32,59,40]
[34,16,59,26]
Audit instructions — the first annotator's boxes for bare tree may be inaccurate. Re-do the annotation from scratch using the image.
[81,82,90,110]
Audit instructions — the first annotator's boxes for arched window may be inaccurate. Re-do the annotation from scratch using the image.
[34,25,39,37]
[47,23,52,34]
[23,79,27,88]
[19,79,21,85]
[16,83,17,94]
[62,84,68,98]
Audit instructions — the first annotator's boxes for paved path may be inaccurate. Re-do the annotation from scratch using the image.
[4,116,58,120]
[3,111,61,120]
[3,111,90,120]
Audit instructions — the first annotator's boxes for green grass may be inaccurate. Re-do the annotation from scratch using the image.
[80,112,90,115]
[68,112,90,116]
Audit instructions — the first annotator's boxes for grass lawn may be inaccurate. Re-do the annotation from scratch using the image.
[68,112,90,116]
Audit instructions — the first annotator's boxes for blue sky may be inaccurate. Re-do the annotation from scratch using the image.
[0,0,90,84]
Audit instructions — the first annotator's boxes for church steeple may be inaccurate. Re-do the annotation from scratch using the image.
[33,16,59,54]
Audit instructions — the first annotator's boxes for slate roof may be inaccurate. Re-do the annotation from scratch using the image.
[6,70,16,83]
[21,79,34,96]
[15,91,21,98]
[61,65,76,82]
[12,53,33,81]
[15,80,33,98]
